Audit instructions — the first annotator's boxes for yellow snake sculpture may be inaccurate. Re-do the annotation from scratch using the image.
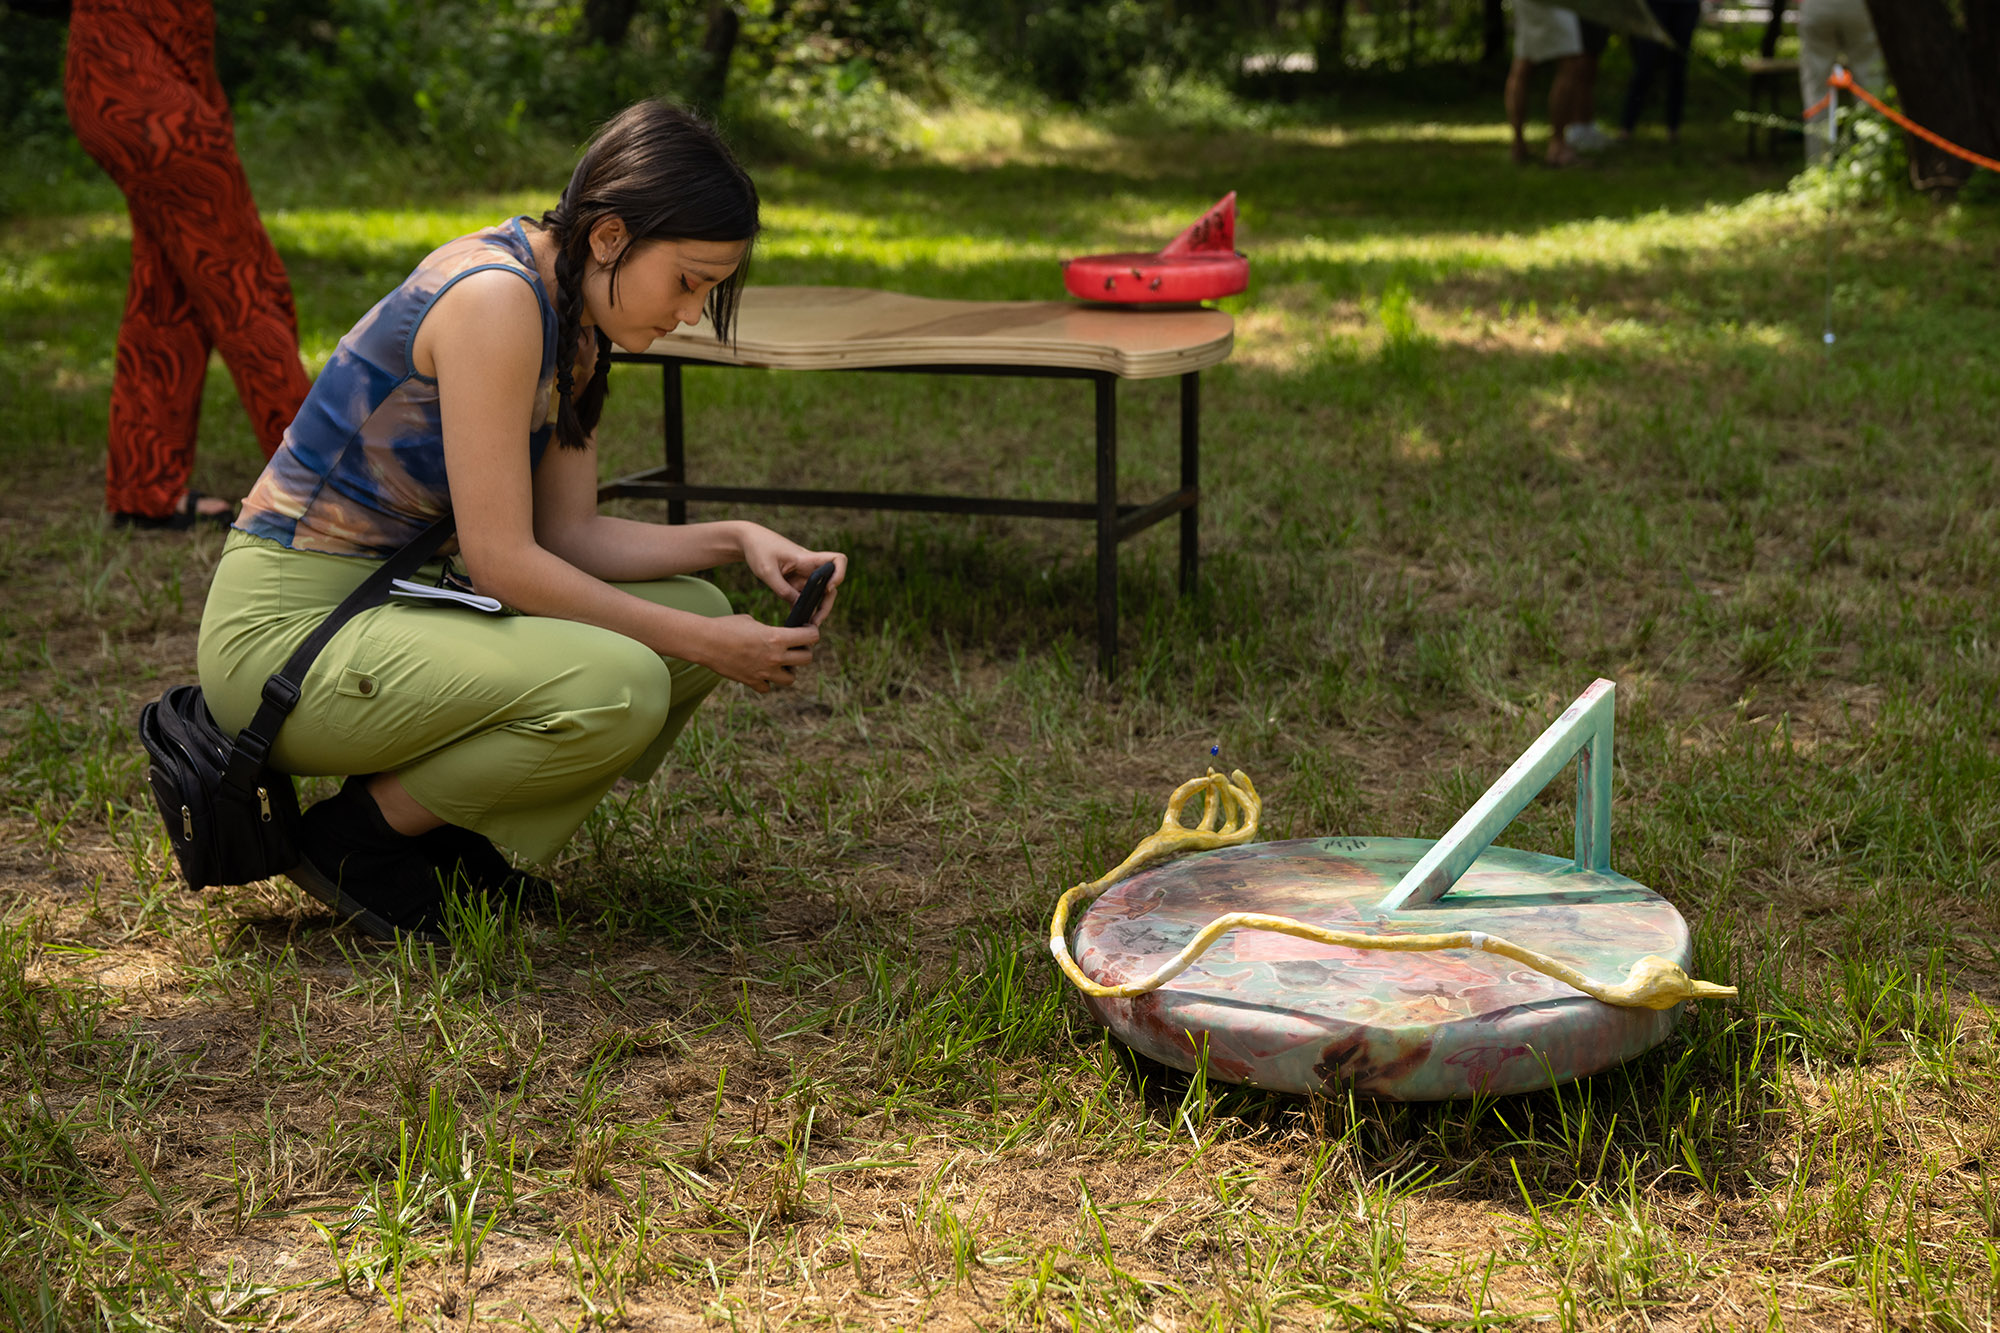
[1048,769,1736,1011]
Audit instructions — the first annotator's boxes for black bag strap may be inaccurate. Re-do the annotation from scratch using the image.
[221,516,458,797]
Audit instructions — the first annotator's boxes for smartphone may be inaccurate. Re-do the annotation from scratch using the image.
[783,561,837,628]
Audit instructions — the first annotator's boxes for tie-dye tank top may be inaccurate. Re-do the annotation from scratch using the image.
[236,218,558,558]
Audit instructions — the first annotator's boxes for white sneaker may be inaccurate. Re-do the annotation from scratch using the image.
[1566,122,1613,152]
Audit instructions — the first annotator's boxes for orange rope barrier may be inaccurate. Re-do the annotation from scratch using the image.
[1801,91,1830,122]
[1826,68,2000,174]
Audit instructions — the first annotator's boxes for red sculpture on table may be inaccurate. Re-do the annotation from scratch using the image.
[1062,192,1248,305]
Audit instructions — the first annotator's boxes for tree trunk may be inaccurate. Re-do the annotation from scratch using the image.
[1861,0,2000,196]
[690,2,740,114]
[579,0,640,48]
[1483,0,1507,64]
[1314,0,1349,81]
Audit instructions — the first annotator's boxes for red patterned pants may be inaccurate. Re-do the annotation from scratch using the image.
[65,0,310,519]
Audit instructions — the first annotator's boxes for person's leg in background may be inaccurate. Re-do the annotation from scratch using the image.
[1797,0,1838,163]
[1620,33,1666,136]
[1506,56,1539,163]
[1507,56,1582,165]
[133,141,313,459]
[1508,2,1584,165]
[1567,20,1612,151]
[1799,0,1885,164]
[101,185,215,521]
[1656,0,1702,141]
[1547,54,1584,165]
[1622,0,1701,141]
[64,1,310,525]
[1835,0,1885,107]
[169,1,311,456]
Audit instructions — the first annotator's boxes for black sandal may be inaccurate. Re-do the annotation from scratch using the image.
[112,490,234,531]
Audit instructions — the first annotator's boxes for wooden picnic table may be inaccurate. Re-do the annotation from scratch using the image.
[600,286,1235,675]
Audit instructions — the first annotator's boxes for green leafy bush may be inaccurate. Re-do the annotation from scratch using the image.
[1792,111,1911,208]
[0,6,70,139]
[958,0,1239,106]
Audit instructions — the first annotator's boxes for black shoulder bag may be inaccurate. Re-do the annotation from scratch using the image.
[139,518,457,892]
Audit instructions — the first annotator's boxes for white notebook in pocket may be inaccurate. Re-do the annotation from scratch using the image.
[389,579,503,614]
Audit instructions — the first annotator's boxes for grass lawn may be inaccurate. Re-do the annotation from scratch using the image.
[3,68,2000,1329]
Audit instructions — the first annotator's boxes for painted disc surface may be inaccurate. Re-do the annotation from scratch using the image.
[1073,837,1692,1101]
[1061,251,1249,303]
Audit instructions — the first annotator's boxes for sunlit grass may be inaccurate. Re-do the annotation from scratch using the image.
[2,81,1999,1328]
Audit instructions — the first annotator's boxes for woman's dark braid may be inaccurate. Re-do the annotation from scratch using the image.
[575,327,612,439]
[546,219,593,453]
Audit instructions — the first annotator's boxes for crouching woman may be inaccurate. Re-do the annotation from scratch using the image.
[197,101,843,938]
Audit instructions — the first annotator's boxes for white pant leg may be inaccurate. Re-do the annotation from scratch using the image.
[1515,1,1583,63]
[1798,0,1882,163]
[1835,0,1885,104]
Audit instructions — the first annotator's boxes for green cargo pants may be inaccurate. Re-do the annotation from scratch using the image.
[198,531,729,863]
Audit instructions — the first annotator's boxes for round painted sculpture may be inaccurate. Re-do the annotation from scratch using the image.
[1071,836,1692,1102]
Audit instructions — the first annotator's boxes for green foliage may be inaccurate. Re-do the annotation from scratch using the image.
[0,0,1278,157]
[1016,0,1208,106]
[1376,277,1428,378]
[0,6,68,140]
[736,0,967,101]
[225,0,665,160]
[0,0,959,166]
[1794,111,1910,207]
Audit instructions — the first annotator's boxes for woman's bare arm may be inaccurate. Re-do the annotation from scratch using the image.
[421,269,817,690]
[532,438,847,621]
[527,427,742,578]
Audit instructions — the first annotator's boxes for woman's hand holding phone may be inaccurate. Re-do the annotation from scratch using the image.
[701,616,819,693]
[784,562,837,628]
[739,525,846,627]
[696,525,845,692]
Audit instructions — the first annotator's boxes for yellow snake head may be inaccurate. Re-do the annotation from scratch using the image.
[1595,954,1741,1010]
[1084,768,1261,892]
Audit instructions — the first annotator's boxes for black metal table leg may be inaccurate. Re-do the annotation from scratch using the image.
[604,353,1213,682]
[663,360,686,526]
[1096,374,1118,678]
[1180,370,1199,595]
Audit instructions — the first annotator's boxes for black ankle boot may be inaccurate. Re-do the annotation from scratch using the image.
[420,824,558,913]
[288,779,447,941]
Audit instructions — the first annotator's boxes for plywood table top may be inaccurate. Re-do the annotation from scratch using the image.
[637,285,1234,380]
